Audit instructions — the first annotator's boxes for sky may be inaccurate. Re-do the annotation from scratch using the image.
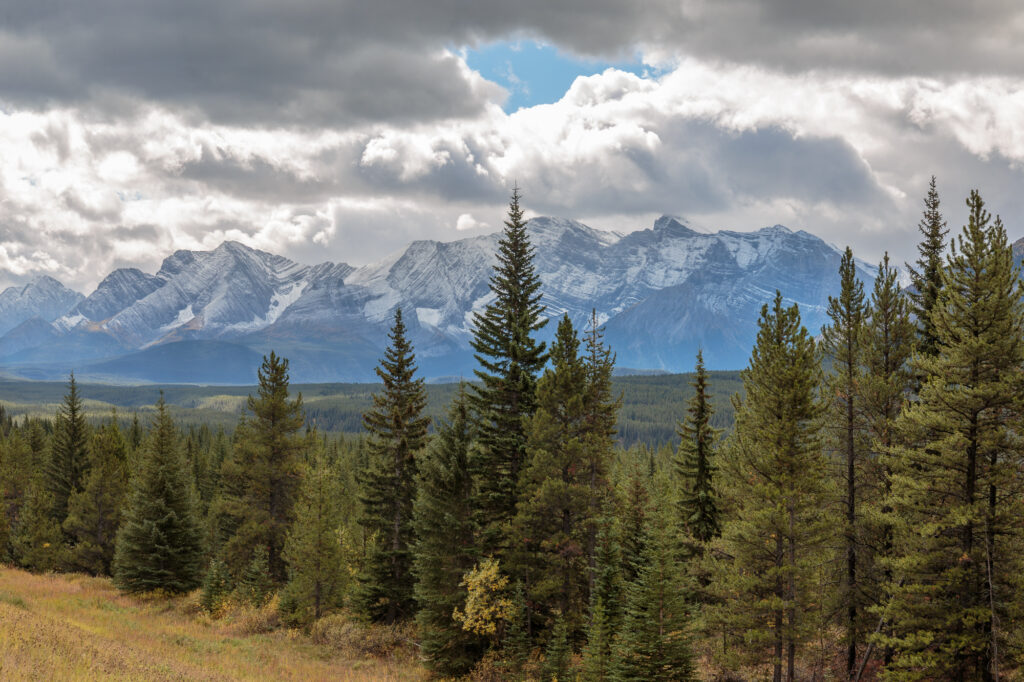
[2,0,1024,292]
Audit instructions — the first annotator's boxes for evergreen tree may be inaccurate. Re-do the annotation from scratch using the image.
[513,315,598,636]
[355,308,429,623]
[878,191,1024,680]
[215,351,305,582]
[10,477,64,572]
[619,465,649,587]
[200,558,233,615]
[858,253,915,670]
[504,581,533,678]
[281,445,346,626]
[821,246,867,677]
[412,388,486,677]
[112,396,203,594]
[583,520,623,682]
[582,595,614,681]
[675,349,721,545]
[63,415,130,575]
[708,292,834,682]
[0,431,33,561]
[542,611,572,681]
[470,186,548,558]
[234,544,274,607]
[582,310,620,595]
[611,507,694,682]
[906,176,948,358]
[44,372,90,528]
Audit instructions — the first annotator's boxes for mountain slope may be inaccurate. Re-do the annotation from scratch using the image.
[0,276,84,336]
[0,217,874,382]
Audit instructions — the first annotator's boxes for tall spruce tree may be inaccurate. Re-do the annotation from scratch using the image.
[280,445,346,625]
[45,372,90,529]
[708,292,835,682]
[878,191,1024,680]
[63,415,130,575]
[858,253,915,671]
[513,315,595,638]
[906,176,948,359]
[582,310,620,594]
[413,388,486,677]
[821,246,867,678]
[355,308,429,623]
[112,396,203,594]
[675,349,721,546]
[215,351,305,582]
[470,186,548,558]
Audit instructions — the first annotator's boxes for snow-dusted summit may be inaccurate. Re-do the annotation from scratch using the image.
[0,217,875,382]
[0,276,84,336]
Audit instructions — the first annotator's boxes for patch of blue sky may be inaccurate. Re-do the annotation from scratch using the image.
[463,40,660,113]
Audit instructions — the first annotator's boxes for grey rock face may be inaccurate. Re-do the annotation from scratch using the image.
[0,276,84,336]
[0,217,876,381]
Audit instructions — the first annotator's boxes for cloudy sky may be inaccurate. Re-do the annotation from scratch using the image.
[2,0,1024,292]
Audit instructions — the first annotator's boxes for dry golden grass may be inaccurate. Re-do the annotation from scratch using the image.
[0,567,426,681]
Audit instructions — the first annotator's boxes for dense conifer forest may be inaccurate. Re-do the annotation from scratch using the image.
[2,180,1023,680]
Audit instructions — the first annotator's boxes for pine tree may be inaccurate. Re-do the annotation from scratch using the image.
[906,176,948,359]
[504,581,533,677]
[512,315,596,636]
[112,396,203,594]
[619,465,649,587]
[858,253,915,670]
[215,351,305,582]
[281,446,346,626]
[234,544,274,607]
[63,415,130,575]
[0,431,33,562]
[675,350,721,546]
[582,594,614,681]
[878,191,1024,680]
[355,308,429,623]
[582,310,620,595]
[413,388,486,677]
[44,372,90,528]
[582,517,624,681]
[821,246,867,677]
[200,558,233,615]
[542,611,572,681]
[611,507,694,682]
[10,477,64,572]
[470,186,548,558]
[708,292,835,682]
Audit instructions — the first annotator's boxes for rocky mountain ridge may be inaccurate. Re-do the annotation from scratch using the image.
[0,216,883,383]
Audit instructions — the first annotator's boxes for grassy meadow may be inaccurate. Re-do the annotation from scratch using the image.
[0,566,424,681]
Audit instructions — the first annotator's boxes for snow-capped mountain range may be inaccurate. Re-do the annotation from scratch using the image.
[0,216,879,383]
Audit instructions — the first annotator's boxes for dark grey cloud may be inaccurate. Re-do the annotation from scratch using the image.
[670,0,1024,76]
[3,0,1021,128]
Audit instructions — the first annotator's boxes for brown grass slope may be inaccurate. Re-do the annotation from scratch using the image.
[0,567,424,681]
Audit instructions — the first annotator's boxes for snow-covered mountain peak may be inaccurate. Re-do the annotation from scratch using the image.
[652,215,700,237]
[0,275,84,336]
[0,216,886,381]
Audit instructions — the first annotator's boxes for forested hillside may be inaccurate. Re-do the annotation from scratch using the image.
[0,371,742,448]
[2,181,1023,680]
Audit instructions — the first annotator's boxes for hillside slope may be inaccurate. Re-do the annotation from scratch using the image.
[0,567,422,681]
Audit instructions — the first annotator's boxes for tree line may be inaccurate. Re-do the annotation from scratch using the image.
[1,179,1022,680]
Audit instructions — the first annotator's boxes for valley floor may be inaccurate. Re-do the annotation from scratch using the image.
[0,567,424,681]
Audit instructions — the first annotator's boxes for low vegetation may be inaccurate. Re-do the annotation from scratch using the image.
[0,566,423,681]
